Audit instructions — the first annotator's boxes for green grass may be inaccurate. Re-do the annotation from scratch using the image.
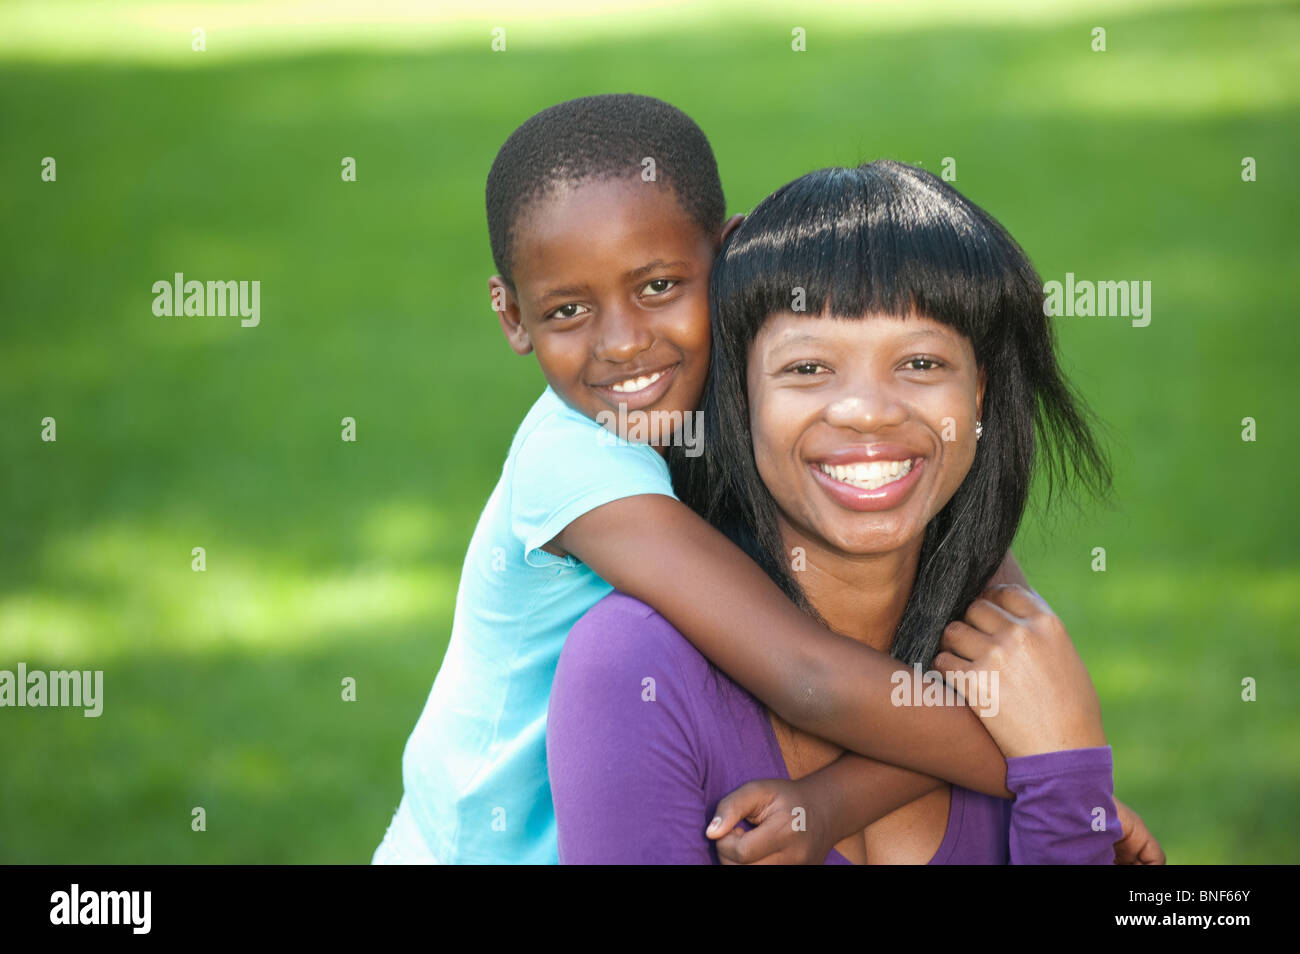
[1,0,1298,863]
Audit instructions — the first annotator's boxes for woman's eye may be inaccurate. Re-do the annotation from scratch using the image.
[789,361,827,375]
[640,278,678,296]
[903,356,943,371]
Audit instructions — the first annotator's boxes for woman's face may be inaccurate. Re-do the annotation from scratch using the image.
[747,310,984,559]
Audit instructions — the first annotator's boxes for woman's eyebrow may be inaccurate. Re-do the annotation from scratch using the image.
[896,328,953,344]
[767,326,954,351]
[769,331,825,348]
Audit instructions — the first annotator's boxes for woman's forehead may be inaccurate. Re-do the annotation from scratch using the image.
[755,311,968,347]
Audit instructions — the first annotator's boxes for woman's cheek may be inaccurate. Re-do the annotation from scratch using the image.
[748,396,792,498]
[926,394,979,502]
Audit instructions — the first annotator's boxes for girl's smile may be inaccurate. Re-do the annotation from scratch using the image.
[588,360,680,412]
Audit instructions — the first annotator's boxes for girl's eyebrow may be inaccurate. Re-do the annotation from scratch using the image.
[536,260,690,304]
[624,259,690,280]
[537,284,589,304]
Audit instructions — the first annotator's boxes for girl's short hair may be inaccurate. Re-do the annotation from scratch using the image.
[673,160,1110,666]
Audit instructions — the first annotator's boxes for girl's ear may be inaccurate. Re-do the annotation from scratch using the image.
[489,276,532,356]
[976,366,986,421]
[720,213,746,244]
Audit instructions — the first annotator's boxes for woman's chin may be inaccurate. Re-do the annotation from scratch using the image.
[819,521,923,558]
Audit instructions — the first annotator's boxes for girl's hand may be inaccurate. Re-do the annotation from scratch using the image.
[934,583,1106,758]
[1114,799,1167,864]
[706,778,834,865]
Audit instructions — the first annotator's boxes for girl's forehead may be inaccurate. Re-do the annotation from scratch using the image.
[510,178,709,283]
[516,176,694,240]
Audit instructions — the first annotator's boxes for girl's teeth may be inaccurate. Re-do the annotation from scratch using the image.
[818,459,914,491]
[610,370,664,393]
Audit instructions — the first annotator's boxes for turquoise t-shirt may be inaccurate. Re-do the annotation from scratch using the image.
[395,387,676,863]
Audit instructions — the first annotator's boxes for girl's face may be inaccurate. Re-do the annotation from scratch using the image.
[746,311,984,559]
[493,177,717,446]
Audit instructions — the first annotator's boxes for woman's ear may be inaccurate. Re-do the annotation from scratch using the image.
[489,275,532,356]
[976,367,986,421]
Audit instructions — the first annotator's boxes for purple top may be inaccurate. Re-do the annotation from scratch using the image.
[547,593,1123,864]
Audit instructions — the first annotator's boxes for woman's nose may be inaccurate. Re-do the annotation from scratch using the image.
[593,306,653,363]
[823,384,907,433]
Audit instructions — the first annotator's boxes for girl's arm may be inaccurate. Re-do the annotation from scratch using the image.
[706,557,1035,863]
[933,584,1120,862]
[707,755,943,864]
[554,493,1012,798]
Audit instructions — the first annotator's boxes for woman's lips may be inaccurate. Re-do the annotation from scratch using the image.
[808,456,926,512]
[589,363,679,412]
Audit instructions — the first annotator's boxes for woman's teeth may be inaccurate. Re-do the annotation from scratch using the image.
[818,459,914,491]
[609,370,666,393]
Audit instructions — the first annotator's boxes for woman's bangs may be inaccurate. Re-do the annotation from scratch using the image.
[717,164,1006,345]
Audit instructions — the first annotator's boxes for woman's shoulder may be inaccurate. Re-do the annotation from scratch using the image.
[556,591,754,729]
[564,591,713,677]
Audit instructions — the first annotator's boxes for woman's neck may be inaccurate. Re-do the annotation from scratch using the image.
[778,521,922,654]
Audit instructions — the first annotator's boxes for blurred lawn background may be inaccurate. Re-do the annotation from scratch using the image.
[1,0,1297,863]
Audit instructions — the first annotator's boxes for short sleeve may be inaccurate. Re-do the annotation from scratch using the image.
[547,596,716,864]
[509,404,675,567]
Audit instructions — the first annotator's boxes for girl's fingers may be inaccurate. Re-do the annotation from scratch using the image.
[713,827,747,865]
[963,593,1025,635]
[982,583,1050,619]
[1139,839,1168,865]
[934,649,998,710]
[933,650,974,678]
[707,781,769,840]
[713,816,799,865]
[940,620,993,661]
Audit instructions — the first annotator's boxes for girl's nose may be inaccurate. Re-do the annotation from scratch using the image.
[594,306,653,363]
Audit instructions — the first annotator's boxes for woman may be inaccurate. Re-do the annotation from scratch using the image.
[547,160,1145,864]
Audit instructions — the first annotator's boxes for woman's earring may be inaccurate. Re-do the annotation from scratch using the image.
[975,420,984,441]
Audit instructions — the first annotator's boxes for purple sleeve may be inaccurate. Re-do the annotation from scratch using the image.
[547,600,716,864]
[1005,746,1122,865]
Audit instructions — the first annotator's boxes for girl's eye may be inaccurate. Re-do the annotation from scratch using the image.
[548,303,588,321]
[788,361,828,375]
[640,278,678,296]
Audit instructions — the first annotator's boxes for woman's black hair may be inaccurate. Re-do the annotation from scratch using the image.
[672,160,1110,667]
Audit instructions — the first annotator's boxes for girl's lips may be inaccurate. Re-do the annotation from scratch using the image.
[590,363,679,412]
[808,456,926,512]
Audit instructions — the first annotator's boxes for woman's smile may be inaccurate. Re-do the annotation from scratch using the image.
[808,455,926,511]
